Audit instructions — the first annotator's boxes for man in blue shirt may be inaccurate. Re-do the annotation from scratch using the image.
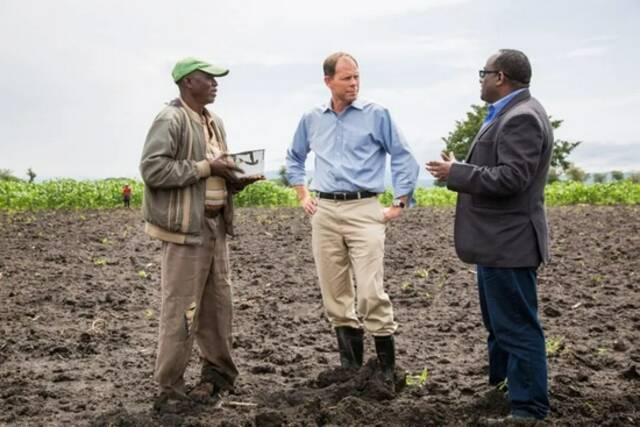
[286,52,419,388]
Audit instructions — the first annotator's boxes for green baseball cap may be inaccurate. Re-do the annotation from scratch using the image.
[171,57,229,82]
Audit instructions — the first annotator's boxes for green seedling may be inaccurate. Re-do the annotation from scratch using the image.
[595,347,608,356]
[584,400,597,415]
[101,237,112,245]
[546,336,565,357]
[143,308,155,320]
[405,368,429,388]
[94,258,107,266]
[437,275,448,288]
[401,282,413,292]
[415,268,430,279]
[497,378,508,392]
[138,270,149,279]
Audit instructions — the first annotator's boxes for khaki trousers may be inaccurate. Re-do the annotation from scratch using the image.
[311,197,397,336]
[154,215,238,394]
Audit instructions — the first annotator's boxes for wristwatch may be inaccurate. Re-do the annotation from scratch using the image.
[392,199,405,208]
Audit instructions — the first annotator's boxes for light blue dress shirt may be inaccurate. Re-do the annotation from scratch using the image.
[286,98,419,198]
[482,88,527,128]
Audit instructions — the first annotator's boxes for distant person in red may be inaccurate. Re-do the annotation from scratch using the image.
[122,184,132,208]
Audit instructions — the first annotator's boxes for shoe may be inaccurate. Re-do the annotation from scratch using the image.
[188,381,221,404]
[336,326,364,369]
[153,390,193,413]
[200,361,235,393]
[479,413,542,426]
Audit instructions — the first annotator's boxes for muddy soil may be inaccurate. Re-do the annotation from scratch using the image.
[0,206,639,426]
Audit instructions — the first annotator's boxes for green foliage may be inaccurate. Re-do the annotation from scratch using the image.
[233,180,298,207]
[405,368,429,388]
[441,105,580,174]
[565,165,588,183]
[442,104,487,161]
[546,336,565,357]
[550,139,581,171]
[0,169,22,182]
[610,170,625,181]
[592,173,607,183]
[629,172,640,184]
[545,181,640,205]
[380,187,457,206]
[2,179,639,211]
[0,179,143,211]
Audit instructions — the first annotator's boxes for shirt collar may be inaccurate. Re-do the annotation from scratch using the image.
[489,88,527,113]
[179,96,212,124]
[322,97,365,113]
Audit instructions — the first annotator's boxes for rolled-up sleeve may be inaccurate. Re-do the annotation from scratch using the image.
[285,114,310,186]
[379,109,419,199]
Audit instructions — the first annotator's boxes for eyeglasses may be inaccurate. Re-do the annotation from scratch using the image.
[479,69,500,78]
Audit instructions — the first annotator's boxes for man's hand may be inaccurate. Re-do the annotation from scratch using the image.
[300,195,318,216]
[382,195,409,223]
[382,206,403,222]
[293,185,317,216]
[208,153,244,183]
[231,174,265,192]
[426,151,456,182]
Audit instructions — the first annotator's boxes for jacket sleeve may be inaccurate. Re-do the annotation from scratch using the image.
[139,114,209,190]
[447,114,544,197]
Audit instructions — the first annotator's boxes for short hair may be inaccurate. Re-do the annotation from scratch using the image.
[494,49,531,87]
[323,52,358,77]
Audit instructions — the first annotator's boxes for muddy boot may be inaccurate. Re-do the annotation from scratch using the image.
[336,326,363,369]
[374,335,396,386]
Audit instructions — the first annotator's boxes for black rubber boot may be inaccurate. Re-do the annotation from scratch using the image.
[349,327,364,367]
[336,326,364,369]
[374,335,396,383]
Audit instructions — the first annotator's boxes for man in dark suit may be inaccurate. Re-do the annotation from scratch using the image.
[426,49,551,422]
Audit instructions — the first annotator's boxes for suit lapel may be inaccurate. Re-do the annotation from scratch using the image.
[465,90,531,162]
[465,120,498,162]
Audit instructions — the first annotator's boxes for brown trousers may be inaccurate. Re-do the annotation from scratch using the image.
[154,215,238,394]
[311,197,397,336]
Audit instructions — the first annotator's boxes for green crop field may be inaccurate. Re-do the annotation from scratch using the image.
[1,179,639,211]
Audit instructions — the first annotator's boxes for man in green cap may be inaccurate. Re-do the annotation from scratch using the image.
[140,57,262,412]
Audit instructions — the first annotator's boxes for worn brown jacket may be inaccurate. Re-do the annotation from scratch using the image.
[447,90,553,267]
[139,98,236,244]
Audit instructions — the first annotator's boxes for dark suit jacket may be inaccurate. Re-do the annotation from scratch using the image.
[447,90,553,268]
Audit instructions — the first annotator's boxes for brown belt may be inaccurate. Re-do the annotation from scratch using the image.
[204,209,222,218]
